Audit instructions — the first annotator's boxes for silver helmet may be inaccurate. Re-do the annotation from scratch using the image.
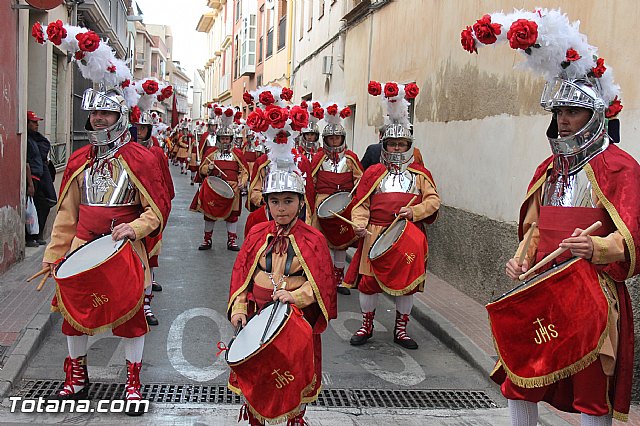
[216,125,234,151]
[322,123,346,158]
[300,122,320,155]
[233,129,244,149]
[82,88,130,147]
[263,168,306,196]
[381,124,414,174]
[541,76,608,168]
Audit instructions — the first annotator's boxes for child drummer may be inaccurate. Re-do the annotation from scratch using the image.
[227,105,337,426]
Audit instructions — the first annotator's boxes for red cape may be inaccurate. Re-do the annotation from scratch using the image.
[228,220,337,334]
[59,142,171,237]
[310,149,363,177]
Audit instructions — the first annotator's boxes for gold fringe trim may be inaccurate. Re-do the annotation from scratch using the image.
[227,381,242,395]
[289,236,330,325]
[55,283,144,336]
[492,272,612,388]
[245,374,318,425]
[613,410,629,422]
[147,239,162,257]
[584,164,636,279]
[372,253,428,296]
[56,160,89,211]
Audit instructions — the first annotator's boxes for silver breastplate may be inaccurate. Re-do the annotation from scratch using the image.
[213,150,233,161]
[375,170,418,194]
[541,168,595,207]
[206,135,216,147]
[321,155,349,173]
[80,156,138,206]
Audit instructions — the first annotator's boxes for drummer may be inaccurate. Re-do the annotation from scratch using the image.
[459,9,640,424]
[310,103,363,295]
[41,85,169,414]
[344,81,440,350]
[187,122,200,185]
[176,123,190,174]
[228,157,336,426]
[190,111,249,251]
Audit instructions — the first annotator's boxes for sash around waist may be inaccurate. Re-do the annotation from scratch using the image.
[370,192,418,226]
[77,205,142,241]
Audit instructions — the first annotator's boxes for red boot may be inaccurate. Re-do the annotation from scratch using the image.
[394,311,418,349]
[350,311,375,346]
[198,231,213,250]
[56,355,89,399]
[334,266,350,295]
[227,232,240,251]
[124,360,145,416]
[287,409,306,425]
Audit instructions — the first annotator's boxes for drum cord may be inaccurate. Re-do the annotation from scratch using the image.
[264,242,295,295]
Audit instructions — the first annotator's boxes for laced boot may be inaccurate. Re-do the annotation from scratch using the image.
[198,231,213,250]
[144,294,158,326]
[56,355,89,399]
[394,311,418,349]
[350,311,375,346]
[124,360,145,416]
[334,266,350,295]
[227,232,240,251]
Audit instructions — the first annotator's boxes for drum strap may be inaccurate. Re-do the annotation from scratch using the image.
[265,240,295,276]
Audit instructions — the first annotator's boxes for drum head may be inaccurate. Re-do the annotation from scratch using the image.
[206,176,234,199]
[226,302,289,364]
[369,220,406,260]
[317,192,352,219]
[56,236,125,279]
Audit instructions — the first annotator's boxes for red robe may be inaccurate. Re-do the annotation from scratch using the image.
[310,149,363,179]
[145,137,174,261]
[493,144,640,421]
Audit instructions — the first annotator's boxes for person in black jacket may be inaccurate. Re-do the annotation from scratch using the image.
[26,111,57,245]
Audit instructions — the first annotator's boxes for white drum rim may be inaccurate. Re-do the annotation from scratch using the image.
[55,235,126,279]
[369,219,407,260]
[317,191,352,219]
[206,176,235,199]
[225,302,291,365]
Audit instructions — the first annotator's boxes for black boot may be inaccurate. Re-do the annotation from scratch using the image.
[394,311,418,349]
[350,311,375,346]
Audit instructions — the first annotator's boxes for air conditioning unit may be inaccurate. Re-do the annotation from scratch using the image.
[322,56,333,75]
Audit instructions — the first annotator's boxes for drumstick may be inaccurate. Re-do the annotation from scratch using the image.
[260,280,288,345]
[385,195,418,235]
[348,180,360,197]
[517,222,537,266]
[205,158,228,178]
[328,210,373,235]
[518,221,602,281]
[27,267,49,282]
[36,273,50,291]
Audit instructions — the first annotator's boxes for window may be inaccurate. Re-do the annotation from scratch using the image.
[50,53,66,168]
[240,13,257,75]
[258,5,264,63]
[266,8,274,58]
[307,0,313,31]
[234,35,239,79]
[235,0,241,22]
[319,0,324,18]
[257,74,262,87]
[258,36,263,64]
[278,14,286,50]
[298,1,304,40]
[345,104,356,150]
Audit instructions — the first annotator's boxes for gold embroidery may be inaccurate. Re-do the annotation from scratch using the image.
[273,369,295,389]
[339,224,349,235]
[533,317,558,344]
[404,252,416,264]
[91,293,110,308]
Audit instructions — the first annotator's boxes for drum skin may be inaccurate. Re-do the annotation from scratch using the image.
[316,192,358,249]
[226,304,315,422]
[53,237,145,335]
[368,220,428,295]
[486,258,611,388]
[197,176,234,220]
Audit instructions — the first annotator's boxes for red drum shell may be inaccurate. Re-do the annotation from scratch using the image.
[486,257,610,387]
[226,303,315,422]
[199,176,234,220]
[316,192,358,249]
[368,219,428,295]
[53,236,145,334]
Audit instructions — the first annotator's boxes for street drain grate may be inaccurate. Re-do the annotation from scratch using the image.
[15,381,497,410]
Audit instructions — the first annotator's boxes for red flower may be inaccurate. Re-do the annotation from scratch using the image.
[300,100,308,110]
[207,102,213,108]
[214,107,223,116]
[243,92,254,105]
[161,85,173,99]
[246,109,269,132]
[75,31,101,53]
[565,48,581,62]
[142,79,159,95]
[404,83,420,99]
[224,108,234,117]
[384,82,399,98]
[280,87,294,101]
[265,105,289,129]
[234,111,243,121]
[157,95,164,101]
[259,91,275,106]
[507,19,538,50]
[107,64,116,73]
[326,104,338,116]
[312,101,321,110]
[130,106,141,124]
[275,131,289,145]
[605,96,623,118]
[312,107,324,120]
[460,26,477,54]
[46,20,67,46]
[31,22,45,44]
[289,105,309,131]
[74,51,85,61]
[368,81,382,96]
[121,79,131,88]
[592,57,606,78]
[340,106,352,119]
[473,15,501,45]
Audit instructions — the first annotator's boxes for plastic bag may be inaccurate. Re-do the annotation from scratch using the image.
[25,196,39,235]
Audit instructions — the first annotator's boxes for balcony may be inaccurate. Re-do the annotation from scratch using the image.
[77,0,128,58]
[219,73,230,96]
[135,52,145,69]
[343,0,371,23]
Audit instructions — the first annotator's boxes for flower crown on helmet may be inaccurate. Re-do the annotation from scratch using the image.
[300,100,325,126]
[460,8,622,118]
[212,105,238,128]
[322,102,352,126]
[244,86,309,176]
[126,78,173,123]
[368,80,420,130]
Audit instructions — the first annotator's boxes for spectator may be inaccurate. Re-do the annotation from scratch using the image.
[26,111,57,245]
